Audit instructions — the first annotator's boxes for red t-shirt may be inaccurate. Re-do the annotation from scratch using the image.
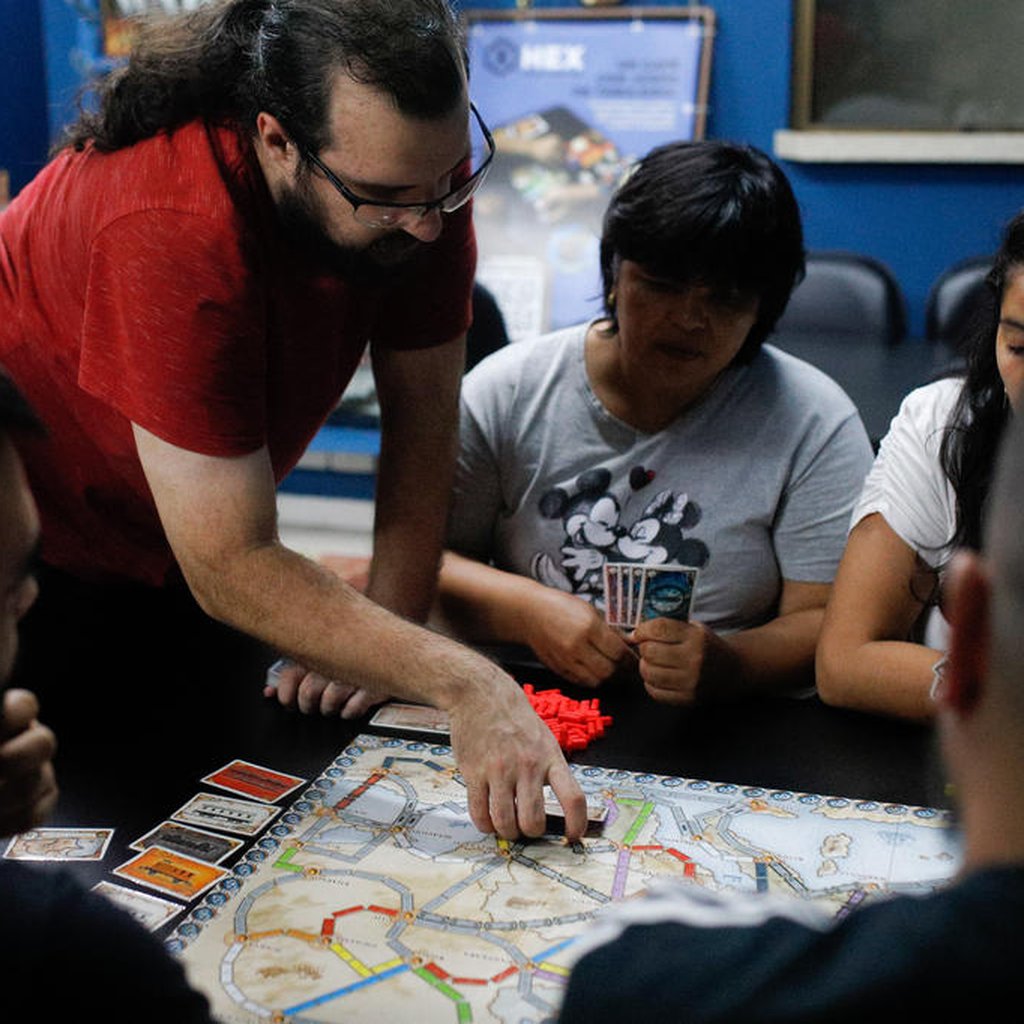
[0,122,475,585]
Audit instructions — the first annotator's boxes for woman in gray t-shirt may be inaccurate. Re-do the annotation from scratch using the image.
[439,141,873,703]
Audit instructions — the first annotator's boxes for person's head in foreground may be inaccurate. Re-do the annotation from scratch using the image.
[942,208,1024,550]
[67,0,487,272]
[557,411,1024,1022]
[593,139,805,417]
[0,372,42,688]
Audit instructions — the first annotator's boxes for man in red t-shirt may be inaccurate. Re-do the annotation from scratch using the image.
[0,0,585,841]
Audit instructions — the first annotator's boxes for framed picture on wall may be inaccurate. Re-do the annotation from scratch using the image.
[463,6,715,339]
[791,0,1024,133]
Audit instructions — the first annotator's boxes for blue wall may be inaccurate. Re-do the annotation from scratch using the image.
[461,0,1022,336]
[5,1,1021,335]
[0,1,48,196]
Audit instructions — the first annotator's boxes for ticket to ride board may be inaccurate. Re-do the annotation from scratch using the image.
[168,735,959,1023]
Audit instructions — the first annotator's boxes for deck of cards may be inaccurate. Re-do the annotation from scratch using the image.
[603,562,699,629]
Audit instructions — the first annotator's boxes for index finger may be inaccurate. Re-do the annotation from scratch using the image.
[544,759,587,842]
[464,775,495,837]
[590,623,633,663]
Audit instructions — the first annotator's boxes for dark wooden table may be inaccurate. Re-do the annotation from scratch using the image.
[33,624,947,899]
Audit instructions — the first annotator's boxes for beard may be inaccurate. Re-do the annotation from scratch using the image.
[274,173,424,281]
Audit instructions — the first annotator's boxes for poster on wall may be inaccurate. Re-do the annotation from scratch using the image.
[464,6,715,339]
[100,1,213,58]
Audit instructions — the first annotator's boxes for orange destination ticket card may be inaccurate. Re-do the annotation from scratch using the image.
[113,846,228,901]
[200,759,307,803]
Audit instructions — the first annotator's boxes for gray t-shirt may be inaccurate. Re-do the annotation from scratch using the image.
[448,323,873,634]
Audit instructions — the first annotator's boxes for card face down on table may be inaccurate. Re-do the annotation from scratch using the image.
[369,701,453,742]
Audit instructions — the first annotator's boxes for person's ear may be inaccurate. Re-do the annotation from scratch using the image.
[940,551,990,716]
[255,111,298,171]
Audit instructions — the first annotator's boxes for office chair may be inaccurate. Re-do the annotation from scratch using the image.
[465,281,510,372]
[925,256,992,350]
[774,250,907,345]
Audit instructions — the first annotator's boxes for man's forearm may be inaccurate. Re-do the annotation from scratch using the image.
[190,538,505,709]
[367,338,463,622]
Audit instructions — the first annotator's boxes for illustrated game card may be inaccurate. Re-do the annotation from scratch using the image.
[171,792,281,837]
[629,566,646,624]
[639,565,699,622]
[603,562,630,628]
[604,562,699,628]
[201,759,306,803]
[113,845,228,901]
[130,820,244,865]
[92,881,184,931]
[3,827,115,862]
[369,702,452,741]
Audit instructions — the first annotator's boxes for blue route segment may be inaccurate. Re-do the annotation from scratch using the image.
[284,962,411,1015]
[756,861,769,893]
[535,937,577,961]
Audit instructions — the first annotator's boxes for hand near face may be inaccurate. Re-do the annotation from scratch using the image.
[521,588,633,687]
[630,618,738,705]
[264,660,388,719]
[0,689,58,838]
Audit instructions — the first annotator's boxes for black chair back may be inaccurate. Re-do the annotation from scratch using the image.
[925,256,992,349]
[775,250,907,345]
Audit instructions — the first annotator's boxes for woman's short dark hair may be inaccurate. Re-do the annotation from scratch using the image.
[940,208,1024,552]
[599,140,805,364]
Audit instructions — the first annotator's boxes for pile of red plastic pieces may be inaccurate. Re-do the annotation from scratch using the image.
[523,684,613,752]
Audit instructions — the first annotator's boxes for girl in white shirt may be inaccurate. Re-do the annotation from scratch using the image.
[817,210,1024,719]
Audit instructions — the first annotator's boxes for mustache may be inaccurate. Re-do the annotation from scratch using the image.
[273,184,423,279]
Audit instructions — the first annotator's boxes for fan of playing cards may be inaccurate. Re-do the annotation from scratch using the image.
[603,562,699,629]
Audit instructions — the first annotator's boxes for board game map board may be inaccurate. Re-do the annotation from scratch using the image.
[169,735,960,1023]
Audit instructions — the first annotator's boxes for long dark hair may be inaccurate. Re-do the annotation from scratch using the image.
[940,210,1024,552]
[62,0,466,155]
[599,140,805,365]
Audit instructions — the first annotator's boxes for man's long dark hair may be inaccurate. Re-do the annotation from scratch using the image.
[940,210,1024,552]
[62,0,467,155]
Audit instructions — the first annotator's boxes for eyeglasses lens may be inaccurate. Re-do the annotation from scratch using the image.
[352,112,493,229]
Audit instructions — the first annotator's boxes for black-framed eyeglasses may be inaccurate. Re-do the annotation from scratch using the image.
[301,102,495,230]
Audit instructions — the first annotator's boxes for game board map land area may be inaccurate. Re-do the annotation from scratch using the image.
[168,734,960,1024]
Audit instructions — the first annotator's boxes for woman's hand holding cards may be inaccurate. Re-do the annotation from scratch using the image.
[630,619,740,705]
[520,587,632,687]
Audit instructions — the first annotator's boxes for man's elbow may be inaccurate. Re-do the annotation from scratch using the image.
[172,542,253,625]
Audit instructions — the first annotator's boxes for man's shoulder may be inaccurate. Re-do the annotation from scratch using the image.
[561,868,1024,1022]
[74,121,257,231]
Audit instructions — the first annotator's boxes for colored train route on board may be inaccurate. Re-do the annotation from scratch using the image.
[171,734,958,1023]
